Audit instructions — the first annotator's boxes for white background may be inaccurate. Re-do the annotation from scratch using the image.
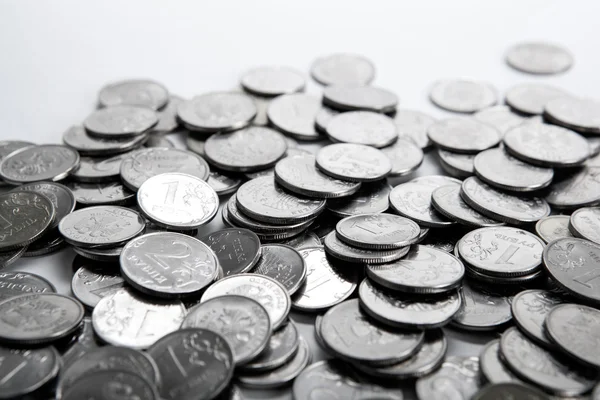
[1,1,598,399]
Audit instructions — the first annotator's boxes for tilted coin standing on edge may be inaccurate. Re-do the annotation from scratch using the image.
[506,41,574,75]
[310,53,375,86]
[0,144,80,184]
[325,111,398,148]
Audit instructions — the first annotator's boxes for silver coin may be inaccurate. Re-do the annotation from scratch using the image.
[504,122,589,167]
[73,243,122,262]
[208,169,242,196]
[0,293,84,345]
[311,53,375,86]
[458,226,545,277]
[0,345,60,399]
[16,181,75,229]
[460,176,550,225]
[241,66,304,97]
[535,215,573,243]
[431,183,504,227]
[389,178,460,228]
[416,356,481,400]
[505,83,569,115]
[201,274,291,329]
[366,245,464,294]
[473,105,529,135]
[252,244,306,295]
[506,42,573,74]
[200,228,261,277]
[121,232,218,297]
[59,205,145,248]
[479,339,520,384]
[275,155,361,198]
[236,176,325,224]
[546,303,600,368]
[428,118,501,153]
[84,105,158,138]
[437,149,475,178]
[147,328,234,400]
[98,79,168,110]
[327,180,391,218]
[500,327,595,397]
[242,90,270,126]
[324,231,409,264]
[62,369,158,400]
[569,207,600,244]
[239,319,300,372]
[474,382,549,400]
[511,289,563,347]
[321,298,424,365]
[63,125,146,156]
[185,133,205,156]
[392,109,435,149]
[293,359,404,400]
[67,181,135,206]
[474,147,554,192]
[152,95,184,133]
[0,144,80,184]
[543,238,600,305]
[71,259,124,308]
[314,106,340,133]
[0,140,34,162]
[204,126,287,172]
[430,79,497,113]
[0,191,54,251]
[280,231,321,249]
[23,232,64,257]
[137,172,218,229]
[545,152,600,209]
[236,336,311,389]
[92,288,186,349]
[145,134,174,148]
[0,271,55,301]
[336,213,420,250]
[359,278,461,329]
[355,329,447,380]
[589,137,600,156]
[291,246,358,311]
[71,154,128,182]
[316,143,391,182]
[323,85,398,113]
[452,281,512,331]
[466,267,544,287]
[544,96,600,134]
[182,295,271,365]
[380,138,424,177]
[177,92,256,132]
[120,147,210,190]
[326,111,398,148]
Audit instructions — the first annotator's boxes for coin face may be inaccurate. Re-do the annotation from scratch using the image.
[200,228,261,276]
[311,53,375,86]
[177,92,257,132]
[473,105,528,135]
[63,369,158,400]
[500,327,596,396]
[535,215,573,243]
[0,144,80,184]
[505,83,569,115]
[327,180,391,217]
[511,289,563,347]
[569,207,600,244]
[316,143,392,183]
[506,41,573,74]
[323,85,398,113]
[92,288,186,349]
[428,118,501,153]
[16,181,75,229]
[460,177,550,225]
[0,293,84,345]
[430,79,498,113]
[121,232,218,297]
[84,105,158,138]
[545,96,600,134]
[98,79,169,110]
[324,231,410,264]
[252,244,306,295]
[392,109,435,149]
[280,231,321,250]
[366,245,464,294]
[207,169,242,196]
[275,155,361,198]
[0,271,55,301]
[241,66,305,97]
[380,138,424,177]
[71,258,124,308]
[239,320,300,372]
[63,125,146,156]
[71,154,128,182]
[201,274,291,329]
[59,206,145,248]
[431,183,504,227]
[479,340,520,384]
[0,345,60,399]
[152,95,184,133]
[545,153,600,209]
[291,247,358,311]
[437,149,475,178]
[453,282,512,331]
[314,106,340,133]
[67,181,135,206]
[137,172,219,229]
[326,111,398,148]
[336,213,420,250]
[0,191,54,251]
[416,356,481,400]
[0,140,33,163]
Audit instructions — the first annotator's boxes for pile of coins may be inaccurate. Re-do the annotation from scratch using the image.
[0,40,599,400]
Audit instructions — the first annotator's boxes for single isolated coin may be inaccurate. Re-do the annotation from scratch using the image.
[0,345,60,399]
[393,109,435,149]
[177,91,257,132]
[324,231,410,264]
[0,144,80,184]
[452,282,512,331]
[506,41,574,74]
[267,93,322,141]
[323,85,398,113]
[241,66,305,97]
[327,180,391,217]
[416,356,481,400]
[545,153,600,209]
[316,143,391,182]
[505,83,569,115]
[431,183,504,227]
[137,172,219,230]
[0,191,54,251]
[427,118,501,154]
[252,244,307,295]
[473,105,528,135]
[429,79,498,113]
[98,78,169,110]
[311,53,375,86]
[199,228,262,276]
[204,126,287,172]
[511,289,563,347]
[437,149,475,178]
[16,181,75,229]
[0,271,55,301]
[336,213,420,250]
[84,105,158,138]
[71,258,125,308]
[326,111,398,148]
[67,181,135,207]
[535,215,573,243]
[544,96,600,134]
[62,125,146,156]
[569,207,600,244]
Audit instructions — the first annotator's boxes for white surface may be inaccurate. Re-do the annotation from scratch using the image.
[1,1,598,398]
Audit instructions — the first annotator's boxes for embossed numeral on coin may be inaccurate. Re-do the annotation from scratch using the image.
[494,244,519,265]
[163,181,179,205]
[136,310,158,338]
[573,268,600,289]
[0,211,13,230]
[144,240,192,272]
[167,345,189,377]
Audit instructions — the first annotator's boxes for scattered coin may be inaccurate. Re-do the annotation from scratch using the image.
[452,281,512,331]
[430,79,497,113]
[0,140,33,162]
[63,369,158,400]
[0,271,55,301]
[152,95,184,133]
[323,85,398,113]
[177,92,256,132]
[239,320,300,372]
[266,93,322,140]
[505,83,569,115]
[324,231,409,264]
[0,345,60,399]
[280,231,321,249]
[569,207,600,244]
[316,143,391,182]
[0,191,54,251]
[327,180,391,217]
[393,109,435,149]
[311,53,375,86]
[474,382,549,400]
[145,134,175,148]
[241,66,305,97]
[544,96,600,134]
[63,125,147,156]
[200,228,261,276]
[185,133,205,155]
[336,213,420,250]
[545,153,600,209]
[98,79,169,110]
[506,41,574,74]
[252,244,306,295]
[314,106,340,133]
[84,105,158,138]
[68,181,135,206]
[437,149,475,178]
[71,154,127,182]
[326,111,398,148]
[16,181,75,229]
[431,183,504,227]
[416,356,481,400]
[428,118,501,153]
[73,243,122,262]
[71,258,124,308]
[0,144,80,184]
[380,137,424,177]
[473,105,528,135]
[479,339,520,384]
[207,169,242,196]
[511,289,563,347]
[535,215,573,243]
